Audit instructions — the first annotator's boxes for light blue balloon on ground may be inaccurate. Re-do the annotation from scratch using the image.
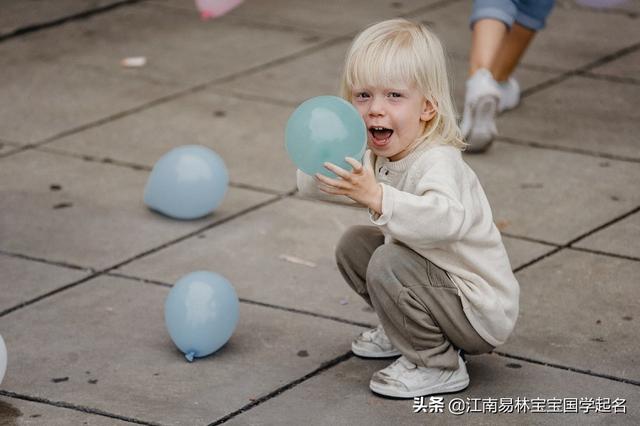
[164,271,239,362]
[0,334,6,385]
[285,96,366,177]
[144,145,228,220]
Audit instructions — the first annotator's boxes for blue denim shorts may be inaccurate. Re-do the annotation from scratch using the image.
[470,0,555,31]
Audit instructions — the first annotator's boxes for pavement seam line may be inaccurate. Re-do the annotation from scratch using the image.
[33,145,290,195]
[109,193,290,271]
[106,271,375,329]
[499,233,559,247]
[577,70,640,86]
[206,352,354,425]
[511,205,640,274]
[0,35,353,160]
[521,41,640,99]
[492,351,640,387]
[0,249,91,272]
[567,246,640,263]
[496,136,640,163]
[566,205,640,247]
[0,390,166,426]
[0,194,292,318]
[108,270,640,390]
[0,272,103,318]
[0,0,145,43]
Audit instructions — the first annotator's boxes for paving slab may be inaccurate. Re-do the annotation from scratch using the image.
[216,41,350,105]
[225,354,639,426]
[0,275,362,426]
[501,236,556,271]
[590,49,640,83]
[0,150,273,270]
[414,1,640,71]
[50,89,299,194]
[0,397,132,426]
[497,76,640,160]
[155,0,440,36]
[0,141,22,157]
[0,255,88,314]
[502,249,640,382]
[0,2,332,85]
[0,59,177,145]
[464,142,640,245]
[216,29,559,110]
[119,197,376,325]
[118,196,557,326]
[0,2,331,144]
[573,211,640,259]
[0,0,123,37]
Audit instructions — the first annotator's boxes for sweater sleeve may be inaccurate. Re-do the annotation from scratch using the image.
[370,156,470,249]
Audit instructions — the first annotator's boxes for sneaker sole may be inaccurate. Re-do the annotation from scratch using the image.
[466,95,498,153]
[369,375,470,399]
[352,345,401,358]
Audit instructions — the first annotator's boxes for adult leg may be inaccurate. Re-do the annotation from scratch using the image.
[462,1,516,151]
[492,0,555,81]
[469,19,509,77]
[491,22,536,81]
[468,0,516,76]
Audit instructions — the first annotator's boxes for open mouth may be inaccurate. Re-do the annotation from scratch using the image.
[369,127,394,147]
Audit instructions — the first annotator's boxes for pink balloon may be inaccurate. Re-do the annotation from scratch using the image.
[195,0,243,19]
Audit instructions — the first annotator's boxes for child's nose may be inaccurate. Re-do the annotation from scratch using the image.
[368,97,385,116]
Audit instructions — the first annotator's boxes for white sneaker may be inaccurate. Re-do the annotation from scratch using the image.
[460,68,500,153]
[497,77,520,113]
[369,355,469,398]
[352,325,401,358]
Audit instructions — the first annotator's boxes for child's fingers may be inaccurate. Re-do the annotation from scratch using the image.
[315,172,349,189]
[344,157,363,173]
[323,162,350,179]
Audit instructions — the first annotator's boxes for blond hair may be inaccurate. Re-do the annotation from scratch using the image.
[340,18,465,150]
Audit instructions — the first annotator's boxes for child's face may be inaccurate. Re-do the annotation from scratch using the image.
[351,83,435,161]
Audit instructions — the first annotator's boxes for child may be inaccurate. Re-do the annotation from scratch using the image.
[296,18,519,398]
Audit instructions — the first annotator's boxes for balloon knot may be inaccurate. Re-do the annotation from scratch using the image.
[185,351,195,362]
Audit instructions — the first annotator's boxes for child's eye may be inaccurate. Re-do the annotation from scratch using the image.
[388,92,402,98]
[354,92,370,99]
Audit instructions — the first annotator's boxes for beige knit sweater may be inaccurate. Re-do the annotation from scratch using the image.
[297,142,519,347]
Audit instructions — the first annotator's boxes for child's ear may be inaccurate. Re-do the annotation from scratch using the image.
[421,100,437,122]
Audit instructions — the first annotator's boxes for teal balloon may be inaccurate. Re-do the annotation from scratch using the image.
[144,145,228,220]
[165,271,239,362]
[285,96,366,177]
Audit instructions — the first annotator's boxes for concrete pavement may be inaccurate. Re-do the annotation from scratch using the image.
[1,0,639,424]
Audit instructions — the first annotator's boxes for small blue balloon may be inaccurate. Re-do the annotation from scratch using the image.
[164,271,239,362]
[144,145,228,220]
[285,96,366,177]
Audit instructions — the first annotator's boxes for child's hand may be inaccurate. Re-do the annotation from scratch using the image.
[315,150,382,214]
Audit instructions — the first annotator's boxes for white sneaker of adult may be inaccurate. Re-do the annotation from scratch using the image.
[460,68,500,153]
[369,355,469,398]
[352,325,401,358]
[497,77,520,112]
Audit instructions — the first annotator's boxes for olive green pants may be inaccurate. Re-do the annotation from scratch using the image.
[335,225,493,370]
